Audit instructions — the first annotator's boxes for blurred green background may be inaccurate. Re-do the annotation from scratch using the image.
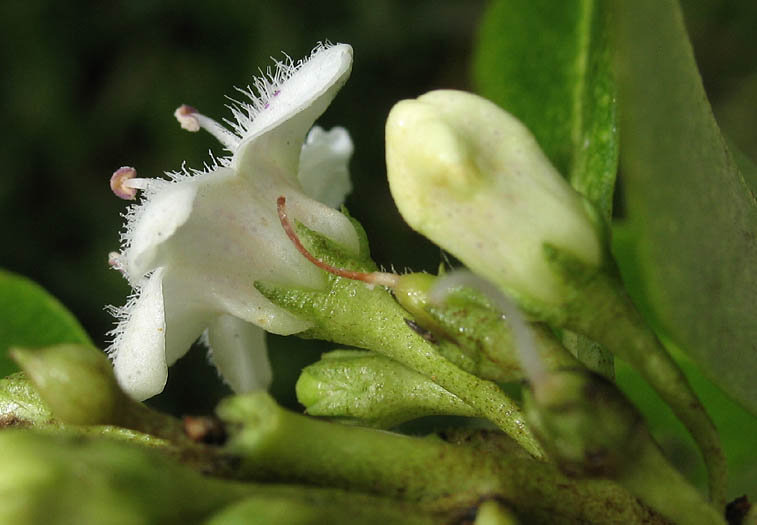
[0,0,754,416]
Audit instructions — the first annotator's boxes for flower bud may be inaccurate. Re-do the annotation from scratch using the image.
[0,372,52,427]
[11,344,129,426]
[385,90,603,307]
[0,430,244,523]
[11,343,191,443]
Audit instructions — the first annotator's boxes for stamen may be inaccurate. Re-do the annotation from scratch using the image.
[277,196,400,287]
[110,167,146,200]
[108,251,127,276]
[174,104,240,151]
[110,166,153,200]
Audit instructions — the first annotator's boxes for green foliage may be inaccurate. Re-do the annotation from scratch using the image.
[0,0,754,521]
[0,269,91,378]
[613,0,757,415]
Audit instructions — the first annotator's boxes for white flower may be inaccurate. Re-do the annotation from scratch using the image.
[107,43,359,401]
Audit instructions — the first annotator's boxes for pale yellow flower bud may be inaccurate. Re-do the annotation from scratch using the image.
[386,90,603,306]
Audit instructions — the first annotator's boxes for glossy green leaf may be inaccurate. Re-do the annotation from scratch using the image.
[473,0,618,219]
[613,0,757,415]
[0,269,91,377]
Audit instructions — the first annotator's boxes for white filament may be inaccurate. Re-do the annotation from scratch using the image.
[428,270,547,388]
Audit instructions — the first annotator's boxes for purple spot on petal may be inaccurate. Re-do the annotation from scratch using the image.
[273,90,280,96]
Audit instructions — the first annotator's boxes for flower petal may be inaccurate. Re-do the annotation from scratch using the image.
[232,43,353,181]
[161,270,214,367]
[109,267,211,401]
[125,178,199,280]
[298,126,353,208]
[109,268,168,401]
[162,168,321,334]
[205,314,272,393]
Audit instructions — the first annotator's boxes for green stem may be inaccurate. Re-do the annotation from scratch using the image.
[620,439,725,525]
[218,392,668,524]
[568,275,727,508]
[206,493,436,525]
[474,500,520,525]
[0,429,432,524]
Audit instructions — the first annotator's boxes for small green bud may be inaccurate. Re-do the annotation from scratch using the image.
[0,430,245,524]
[0,372,53,427]
[385,90,603,308]
[523,369,645,478]
[10,343,188,443]
[11,344,129,426]
[296,350,477,427]
[392,272,438,330]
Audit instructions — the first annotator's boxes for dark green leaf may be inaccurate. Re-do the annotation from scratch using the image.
[614,0,757,415]
[0,269,91,377]
[473,0,618,219]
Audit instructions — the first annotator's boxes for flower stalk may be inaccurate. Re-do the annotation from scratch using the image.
[0,429,433,525]
[523,369,725,525]
[217,392,667,523]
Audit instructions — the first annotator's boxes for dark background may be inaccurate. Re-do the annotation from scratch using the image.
[0,0,755,412]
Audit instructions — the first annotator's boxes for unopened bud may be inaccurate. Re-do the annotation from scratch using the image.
[386,90,603,307]
[0,372,52,427]
[10,344,129,426]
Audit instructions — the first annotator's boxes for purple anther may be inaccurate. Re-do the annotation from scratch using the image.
[110,167,139,200]
[174,104,201,132]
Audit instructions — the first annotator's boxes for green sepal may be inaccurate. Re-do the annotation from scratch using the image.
[255,219,429,362]
[422,285,579,383]
[296,350,477,428]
